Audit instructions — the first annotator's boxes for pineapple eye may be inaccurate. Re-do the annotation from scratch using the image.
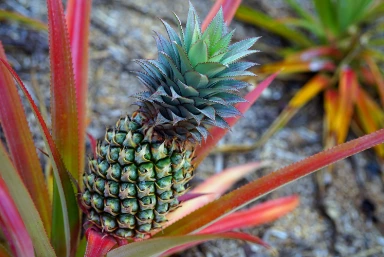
[115,228,134,238]
[118,214,136,228]
[91,193,104,211]
[108,147,120,161]
[121,164,138,182]
[101,214,118,232]
[138,210,154,221]
[98,160,109,176]
[122,199,139,214]
[123,148,135,162]
[120,183,136,198]
[114,132,126,145]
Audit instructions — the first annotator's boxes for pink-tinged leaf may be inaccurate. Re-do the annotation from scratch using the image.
[0,42,51,233]
[164,162,267,228]
[47,0,82,254]
[255,60,335,75]
[202,0,242,31]
[201,195,299,234]
[258,74,330,148]
[285,46,341,62]
[158,128,384,237]
[0,59,80,257]
[333,67,358,144]
[365,55,384,107]
[108,232,268,257]
[47,0,80,180]
[355,88,384,158]
[85,229,116,257]
[0,10,47,31]
[178,193,208,202]
[0,176,34,257]
[66,0,92,183]
[160,233,270,257]
[0,140,55,256]
[194,73,277,165]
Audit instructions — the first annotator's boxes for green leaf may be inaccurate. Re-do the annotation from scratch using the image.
[194,62,227,78]
[0,142,55,257]
[185,70,209,88]
[286,0,316,24]
[235,5,313,47]
[313,0,338,37]
[336,0,373,34]
[0,10,47,31]
[188,40,208,66]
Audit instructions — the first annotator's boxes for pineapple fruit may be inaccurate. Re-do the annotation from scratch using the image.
[81,4,258,239]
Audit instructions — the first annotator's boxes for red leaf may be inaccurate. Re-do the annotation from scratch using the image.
[0,42,51,232]
[194,73,277,165]
[160,232,270,257]
[158,128,384,237]
[164,162,267,227]
[47,0,80,180]
[0,176,34,257]
[0,58,80,257]
[85,228,116,257]
[109,232,269,257]
[201,195,299,233]
[66,0,92,181]
[202,0,242,31]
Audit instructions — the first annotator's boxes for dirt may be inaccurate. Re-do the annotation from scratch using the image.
[1,0,383,256]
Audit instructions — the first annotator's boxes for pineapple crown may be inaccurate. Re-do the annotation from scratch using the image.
[133,3,259,142]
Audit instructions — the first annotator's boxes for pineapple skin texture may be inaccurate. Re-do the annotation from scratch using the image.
[81,112,194,239]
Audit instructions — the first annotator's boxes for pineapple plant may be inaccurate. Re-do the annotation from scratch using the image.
[81,4,259,240]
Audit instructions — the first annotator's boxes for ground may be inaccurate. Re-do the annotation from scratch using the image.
[1,0,384,256]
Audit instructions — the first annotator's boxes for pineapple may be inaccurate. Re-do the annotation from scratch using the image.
[81,4,258,239]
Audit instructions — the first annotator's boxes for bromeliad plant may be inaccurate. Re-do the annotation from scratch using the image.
[231,0,384,169]
[1,0,384,257]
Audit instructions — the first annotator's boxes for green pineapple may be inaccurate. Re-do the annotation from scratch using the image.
[81,4,258,239]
